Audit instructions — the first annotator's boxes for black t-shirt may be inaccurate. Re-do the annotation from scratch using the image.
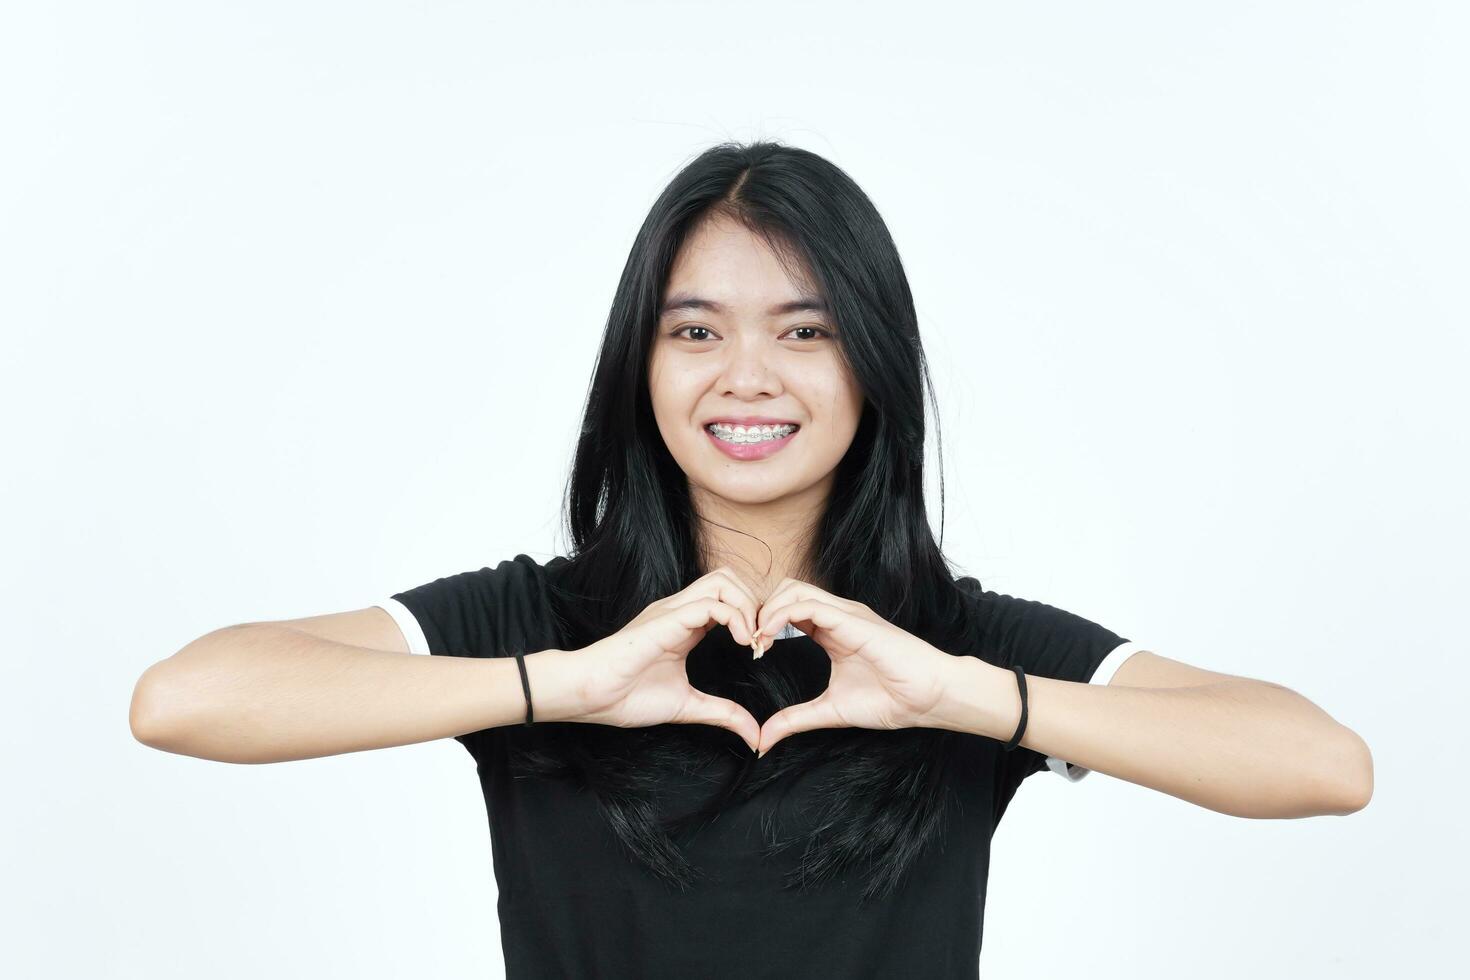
[379,554,1142,979]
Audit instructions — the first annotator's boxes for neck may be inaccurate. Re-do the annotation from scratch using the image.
[690,476,831,600]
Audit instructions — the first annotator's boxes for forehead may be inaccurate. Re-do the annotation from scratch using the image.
[661,216,821,315]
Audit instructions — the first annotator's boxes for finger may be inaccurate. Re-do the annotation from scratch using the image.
[755,581,837,639]
[676,690,761,754]
[661,596,744,651]
[746,579,799,657]
[708,568,762,645]
[685,568,759,645]
[762,577,850,612]
[758,693,845,757]
[757,598,847,646]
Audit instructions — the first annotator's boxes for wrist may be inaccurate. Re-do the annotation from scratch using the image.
[519,648,585,724]
[924,655,1023,741]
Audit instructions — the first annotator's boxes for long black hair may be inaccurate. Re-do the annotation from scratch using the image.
[508,139,992,906]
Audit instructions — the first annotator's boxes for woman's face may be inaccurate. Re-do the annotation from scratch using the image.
[648,215,866,508]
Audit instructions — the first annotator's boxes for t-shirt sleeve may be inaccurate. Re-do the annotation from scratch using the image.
[955,576,1144,784]
[1039,639,1148,781]
[377,568,503,660]
[372,554,561,755]
[376,596,431,655]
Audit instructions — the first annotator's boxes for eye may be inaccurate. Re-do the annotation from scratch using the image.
[668,324,833,343]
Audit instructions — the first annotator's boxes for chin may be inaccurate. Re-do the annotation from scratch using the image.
[695,473,799,504]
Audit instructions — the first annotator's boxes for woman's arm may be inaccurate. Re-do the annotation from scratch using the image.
[129,621,582,764]
[932,653,1374,819]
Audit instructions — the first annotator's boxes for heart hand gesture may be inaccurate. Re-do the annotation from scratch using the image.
[569,567,766,753]
[753,579,967,756]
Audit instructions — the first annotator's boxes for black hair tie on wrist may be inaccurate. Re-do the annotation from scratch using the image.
[514,652,535,726]
[1002,664,1028,751]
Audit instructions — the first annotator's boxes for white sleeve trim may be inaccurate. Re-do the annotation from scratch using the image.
[1045,640,1148,782]
[375,598,431,656]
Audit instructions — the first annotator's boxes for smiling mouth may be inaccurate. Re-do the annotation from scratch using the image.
[704,422,800,445]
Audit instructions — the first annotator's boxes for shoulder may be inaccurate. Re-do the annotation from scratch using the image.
[949,573,1127,660]
[393,552,562,600]
[953,574,1078,624]
[951,574,1039,630]
[388,552,569,657]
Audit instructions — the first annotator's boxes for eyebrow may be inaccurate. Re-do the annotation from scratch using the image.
[658,293,829,318]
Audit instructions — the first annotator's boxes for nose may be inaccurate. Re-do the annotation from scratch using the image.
[716,335,783,398]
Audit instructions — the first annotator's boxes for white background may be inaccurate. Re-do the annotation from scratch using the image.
[3,2,1463,977]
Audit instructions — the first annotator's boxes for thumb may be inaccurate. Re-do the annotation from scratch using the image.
[758,694,841,758]
[678,691,761,755]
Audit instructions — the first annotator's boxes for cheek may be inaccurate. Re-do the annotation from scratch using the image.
[846,389,866,430]
[647,355,679,417]
[648,345,671,389]
[648,363,700,431]
[803,369,864,422]
[836,371,866,423]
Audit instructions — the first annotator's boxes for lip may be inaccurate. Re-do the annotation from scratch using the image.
[703,422,800,461]
[700,416,802,427]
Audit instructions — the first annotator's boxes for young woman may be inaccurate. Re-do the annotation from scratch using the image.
[132,140,1373,979]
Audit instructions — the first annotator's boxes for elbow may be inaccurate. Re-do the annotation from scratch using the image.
[1326,727,1374,815]
[130,661,184,750]
[131,667,169,752]
[130,629,235,752]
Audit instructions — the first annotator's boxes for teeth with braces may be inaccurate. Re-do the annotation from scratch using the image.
[706,422,798,444]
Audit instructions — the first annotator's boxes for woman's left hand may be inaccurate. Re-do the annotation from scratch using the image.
[753,578,969,756]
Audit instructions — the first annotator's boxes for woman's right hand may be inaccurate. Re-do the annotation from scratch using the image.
[560,567,764,753]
